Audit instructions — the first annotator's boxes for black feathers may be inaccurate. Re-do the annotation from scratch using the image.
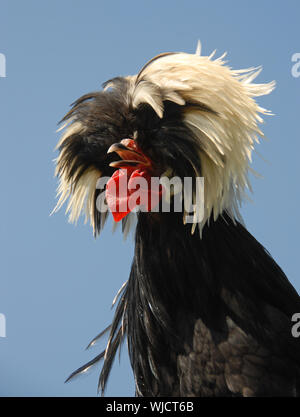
[66,212,300,396]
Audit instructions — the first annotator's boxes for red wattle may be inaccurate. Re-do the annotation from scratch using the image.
[105,167,164,222]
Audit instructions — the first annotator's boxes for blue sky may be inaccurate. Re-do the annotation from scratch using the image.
[0,0,299,396]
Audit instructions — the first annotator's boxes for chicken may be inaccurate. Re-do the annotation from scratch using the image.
[53,45,300,396]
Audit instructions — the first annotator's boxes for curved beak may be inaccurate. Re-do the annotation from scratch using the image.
[107,139,151,168]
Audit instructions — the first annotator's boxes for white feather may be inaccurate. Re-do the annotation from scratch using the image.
[128,49,275,233]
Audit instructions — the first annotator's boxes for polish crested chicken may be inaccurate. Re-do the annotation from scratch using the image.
[53,44,300,396]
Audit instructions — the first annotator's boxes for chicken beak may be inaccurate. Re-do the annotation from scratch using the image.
[107,139,150,168]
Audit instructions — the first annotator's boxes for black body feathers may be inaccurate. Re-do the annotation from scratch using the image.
[100,212,300,396]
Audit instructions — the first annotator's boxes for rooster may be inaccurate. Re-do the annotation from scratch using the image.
[53,44,300,396]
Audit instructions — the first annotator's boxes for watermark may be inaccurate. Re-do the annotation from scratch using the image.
[291,53,300,78]
[96,174,205,223]
[0,313,6,337]
[291,313,300,338]
[105,400,194,414]
[0,53,6,78]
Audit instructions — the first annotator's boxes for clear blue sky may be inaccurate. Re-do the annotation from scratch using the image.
[0,0,299,397]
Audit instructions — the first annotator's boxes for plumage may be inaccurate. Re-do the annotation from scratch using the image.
[54,45,300,396]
